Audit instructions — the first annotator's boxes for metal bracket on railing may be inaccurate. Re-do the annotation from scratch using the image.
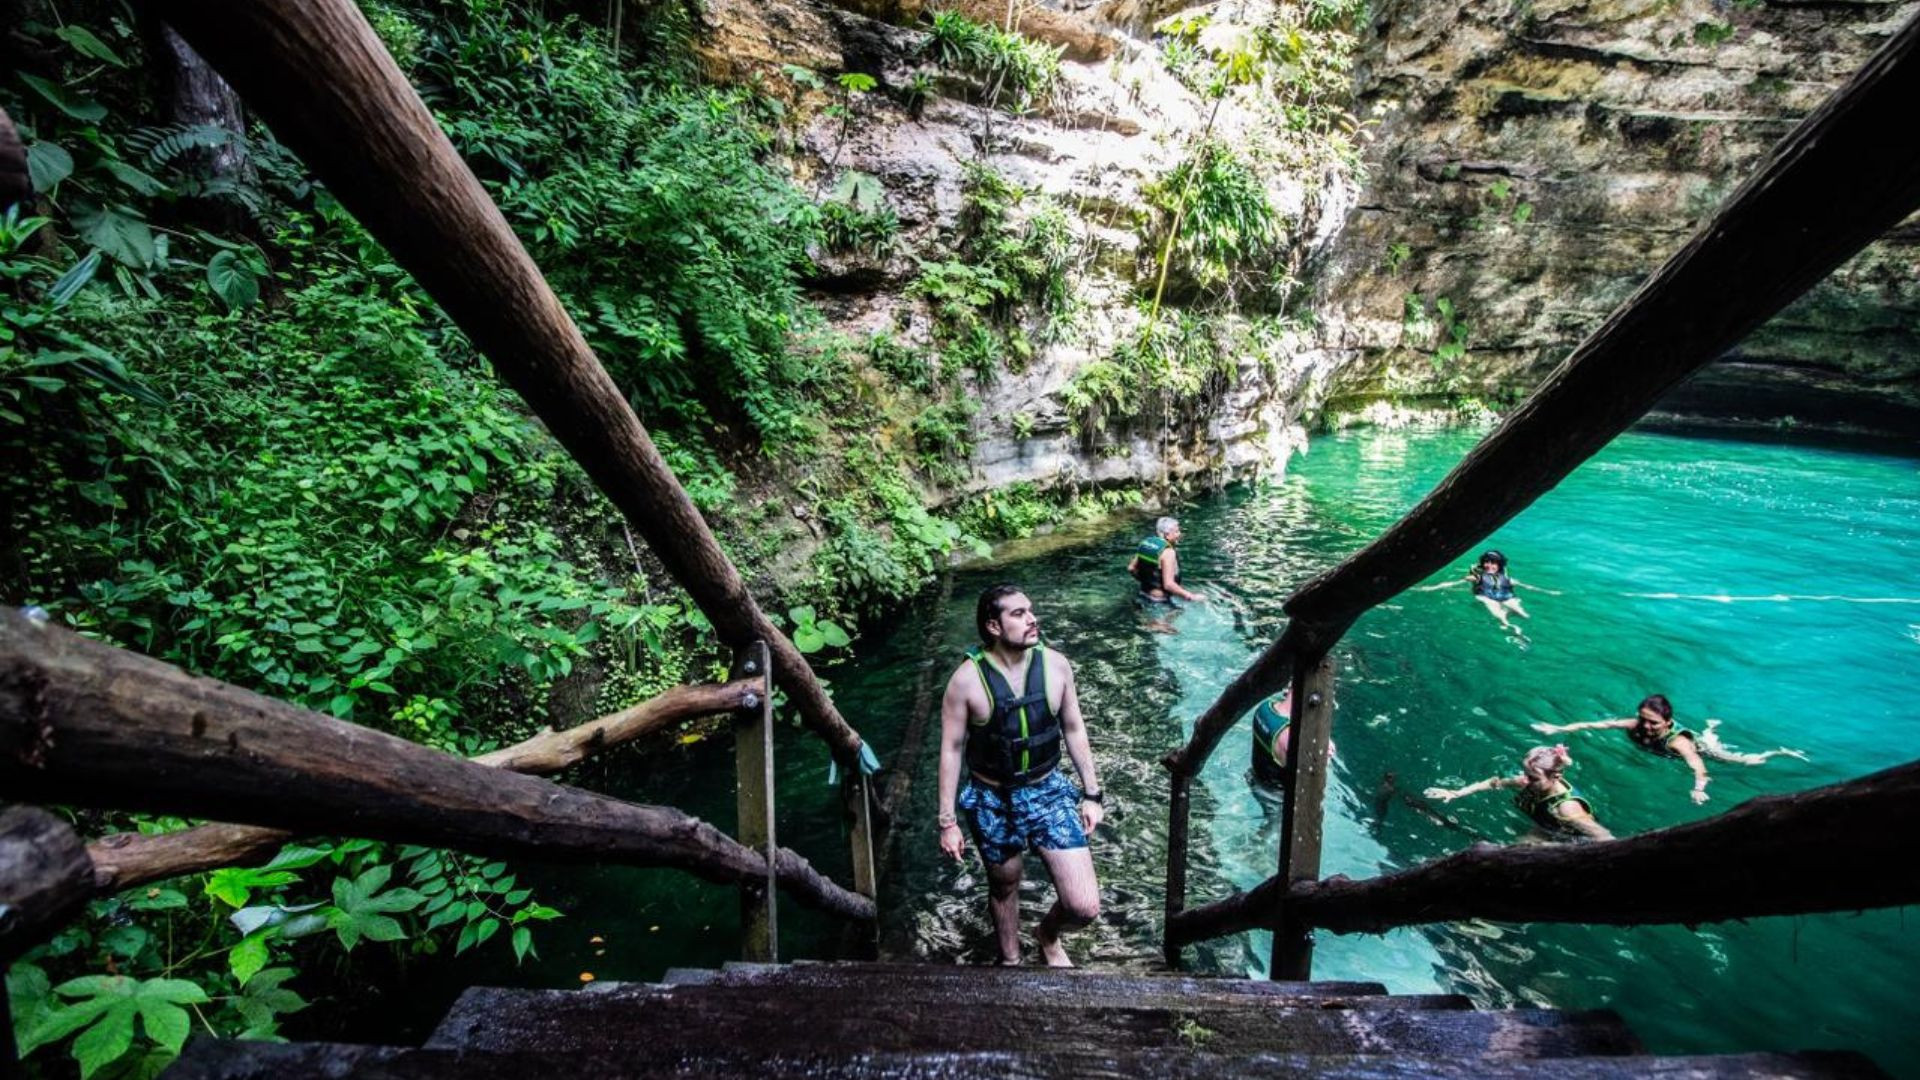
[731,641,777,962]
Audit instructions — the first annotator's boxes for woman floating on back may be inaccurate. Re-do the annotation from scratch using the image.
[1418,549,1557,633]
[1424,744,1613,842]
[1534,693,1807,805]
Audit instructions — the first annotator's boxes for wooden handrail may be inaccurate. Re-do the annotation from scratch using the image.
[1166,10,1920,781]
[1168,758,1920,945]
[132,0,866,763]
[0,611,873,923]
[83,678,761,895]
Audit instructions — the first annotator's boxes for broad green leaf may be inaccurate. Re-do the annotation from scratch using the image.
[19,73,107,121]
[101,160,169,197]
[30,976,207,1078]
[793,625,825,653]
[234,968,307,1033]
[229,930,272,987]
[26,142,74,191]
[55,25,128,67]
[207,249,261,310]
[787,604,817,626]
[72,203,156,269]
[126,887,187,912]
[206,865,298,908]
[819,620,852,648]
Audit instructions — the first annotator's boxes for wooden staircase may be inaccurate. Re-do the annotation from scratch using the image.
[163,962,1884,1078]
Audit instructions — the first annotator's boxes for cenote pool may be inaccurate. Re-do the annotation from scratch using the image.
[421,425,1920,1074]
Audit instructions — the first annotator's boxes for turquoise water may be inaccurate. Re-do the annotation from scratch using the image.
[426,426,1919,1073]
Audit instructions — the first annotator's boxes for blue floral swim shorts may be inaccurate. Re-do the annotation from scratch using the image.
[958,769,1088,867]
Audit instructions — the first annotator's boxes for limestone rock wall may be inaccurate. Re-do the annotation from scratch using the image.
[1313,0,1920,431]
[696,0,1344,497]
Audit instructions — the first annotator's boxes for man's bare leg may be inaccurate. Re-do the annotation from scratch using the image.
[984,853,1025,964]
[1034,846,1100,968]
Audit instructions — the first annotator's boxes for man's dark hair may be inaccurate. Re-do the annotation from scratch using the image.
[976,584,1025,646]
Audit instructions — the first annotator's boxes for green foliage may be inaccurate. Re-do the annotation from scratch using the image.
[912,397,978,483]
[1693,20,1735,46]
[819,171,901,259]
[1142,141,1285,302]
[1061,309,1233,437]
[920,9,1062,112]
[911,164,1072,383]
[787,604,853,653]
[1382,242,1411,275]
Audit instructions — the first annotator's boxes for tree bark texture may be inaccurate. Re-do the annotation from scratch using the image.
[83,678,759,893]
[150,22,253,187]
[0,611,873,923]
[1168,758,1920,945]
[0,805,92,965]
[130,0,865,763]
[0,106,29,208]
[1281,15,1920,630]
[1165,13,1920,781]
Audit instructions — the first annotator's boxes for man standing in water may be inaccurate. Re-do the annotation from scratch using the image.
[937,585,1104,966]
[1128,517,1206,604]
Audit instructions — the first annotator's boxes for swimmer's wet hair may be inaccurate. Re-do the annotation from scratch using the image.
[1522,745,1569,781]
[1638,693,1673,721]
[1156,516,1179,538]
[1479,549,1507,569]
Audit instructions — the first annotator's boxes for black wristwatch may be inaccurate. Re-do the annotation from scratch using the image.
[1081,789,1104,805]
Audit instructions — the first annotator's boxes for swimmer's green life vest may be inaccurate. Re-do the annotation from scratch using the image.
[1250,695,1290,787]
[964,646,1061,787]
[1629,723,1696,759]
[1131,536,1176,592]
[1514,781,1592,837]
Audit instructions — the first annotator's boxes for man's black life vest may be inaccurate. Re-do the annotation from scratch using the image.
[1132,536,1176,593]
[964,645,1061,787]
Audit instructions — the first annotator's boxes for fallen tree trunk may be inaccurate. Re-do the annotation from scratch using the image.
[0,611,872,922]
[0,806,91,965]
[85,678,758,894]
[1168,758,1920,945]
[130,0,866,764]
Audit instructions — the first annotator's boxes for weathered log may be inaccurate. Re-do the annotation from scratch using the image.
[1167,758,1920,946]
[132,0,865,763]
[1166,12,1920,780]
[0,805,91,965]
[84,678,759,893]
[148,22,253,190]
[1282,14,1920,631]
[0,611,873,922]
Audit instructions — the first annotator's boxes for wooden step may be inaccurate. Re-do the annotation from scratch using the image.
[575,977,1469,1014]
[164,1041,1890,1079]
[657,962,1392,1001]
[427,985,1644,1058]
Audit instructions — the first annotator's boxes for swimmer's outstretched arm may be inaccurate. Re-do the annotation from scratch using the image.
[1414,577,1466,592]
[1673,736,1712,804]
[1423,774,1523,802]
[1532,717,1635,735]
[1511,578,1563,596]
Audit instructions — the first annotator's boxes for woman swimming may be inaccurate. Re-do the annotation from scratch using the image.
[1535,693,1806,805]
[1424,744,1613,842]
[1418,549,1557,633]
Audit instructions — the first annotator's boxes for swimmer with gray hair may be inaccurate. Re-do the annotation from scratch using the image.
[1127,516,1205,604]
[1424,743,1613,842]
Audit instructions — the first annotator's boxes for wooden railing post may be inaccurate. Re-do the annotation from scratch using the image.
[2,805,93,1075]
[732,641,777,962]
[843,769,880,959]
[1162,771,1192,969]
[1272,653,1336,980]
